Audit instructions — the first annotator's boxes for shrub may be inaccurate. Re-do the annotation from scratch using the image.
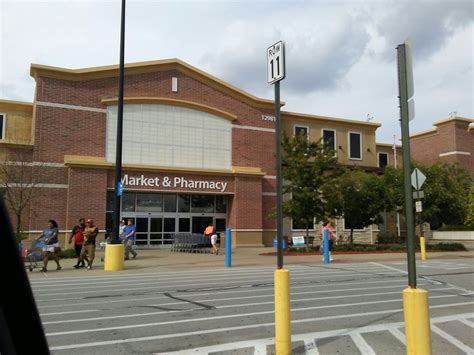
[59,249,77,258]
[426,243,467,251]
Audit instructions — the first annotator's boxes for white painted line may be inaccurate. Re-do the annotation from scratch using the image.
[160,312,474,354]
[37,278,417,309]
[350,333,376,355]
[50,309,474,351]
[254,343,268,354]
[29,262,409,285]
[370,262,408,274]
[33,271,404,297]
[431,324,474,353]
[31,268,373,292]
[304,339,320,355]
[40,309,100,316]
[458,318,474,328]
[44,293,456,330]
[389,328,406,345]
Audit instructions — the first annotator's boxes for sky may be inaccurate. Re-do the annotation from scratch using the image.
[0,0,472,143]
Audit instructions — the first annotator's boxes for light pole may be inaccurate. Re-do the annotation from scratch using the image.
[105,0,126,272]
[112,0,126,245]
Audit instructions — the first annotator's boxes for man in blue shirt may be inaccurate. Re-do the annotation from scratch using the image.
[123,219,137,260]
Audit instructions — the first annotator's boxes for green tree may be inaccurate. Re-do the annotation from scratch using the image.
[419,162,471,229]
[325,169,387,245]
[281,132,337,247]
[466,184,474,228]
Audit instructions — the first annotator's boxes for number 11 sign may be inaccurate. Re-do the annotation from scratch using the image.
[267,41,285,84]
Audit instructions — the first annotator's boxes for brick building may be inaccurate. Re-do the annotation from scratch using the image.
[0,59,401,247]
[410,116,474,177]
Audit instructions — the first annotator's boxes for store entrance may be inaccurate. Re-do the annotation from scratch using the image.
[192,216,213,234]
[108,191,229,248]
[128,216,176,247]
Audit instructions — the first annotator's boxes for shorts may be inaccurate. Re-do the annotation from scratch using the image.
[211,234,218,245]
[43,243,59,253]
[74,244,83,257]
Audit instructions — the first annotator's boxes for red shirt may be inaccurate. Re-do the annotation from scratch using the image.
[72,225,85,245]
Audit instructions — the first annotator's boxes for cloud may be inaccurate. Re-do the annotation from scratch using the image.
[200,10,371,95]
[374,0,473,61]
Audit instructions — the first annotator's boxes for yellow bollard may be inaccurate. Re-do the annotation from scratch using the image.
[403,287,432,355]
[420,237,427,261]
[104,243,125,272]
[274,269,292,355]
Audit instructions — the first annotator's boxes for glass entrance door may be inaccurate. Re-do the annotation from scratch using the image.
[126,216,175,248]
[192,216,213,234]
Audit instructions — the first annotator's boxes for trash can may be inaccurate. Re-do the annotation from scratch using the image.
[273,237,287,249]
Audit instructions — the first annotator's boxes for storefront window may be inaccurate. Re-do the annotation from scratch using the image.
[163,194,177,212]
[136,193,163,212]
[179,218,190,232]
[216,195,227,213]
[122,192,136,212]
[191,195,214,213]
[178,194,190,212]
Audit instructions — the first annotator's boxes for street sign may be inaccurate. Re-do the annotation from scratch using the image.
[413,190,425,199]
[267,41,285,84]
[411,168,426,190]
[408,98,415,121]
[117,181,123,196]
[415,200,422,213]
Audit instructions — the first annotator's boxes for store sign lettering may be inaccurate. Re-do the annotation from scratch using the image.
[121,174,228,192]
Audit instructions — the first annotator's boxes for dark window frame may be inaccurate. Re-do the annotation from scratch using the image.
[348,131,362,160]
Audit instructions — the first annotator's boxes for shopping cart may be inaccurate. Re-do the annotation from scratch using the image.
[171,233,212,253]
[23,236,46,272]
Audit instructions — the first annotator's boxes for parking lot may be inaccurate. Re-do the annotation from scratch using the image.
[28,254,474,354]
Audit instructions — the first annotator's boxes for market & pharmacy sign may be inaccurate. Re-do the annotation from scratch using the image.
[121,174,228,192]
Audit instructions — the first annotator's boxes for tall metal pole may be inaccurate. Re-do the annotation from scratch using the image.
[112,0,126,244]
[275,80,283,269]
[397,44,417,288]
[393,134,401,238]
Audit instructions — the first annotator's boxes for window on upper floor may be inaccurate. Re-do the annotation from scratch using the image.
[348,132,362,160]
[322,129,336,155]
[106,104,232,170]
[343,217,365,231]
[292,217,315,231]
[293,125,309,137]
[0,113,5,140]
[378,152,389,168]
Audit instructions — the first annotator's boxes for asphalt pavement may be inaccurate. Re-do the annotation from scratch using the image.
[27,249,474,354]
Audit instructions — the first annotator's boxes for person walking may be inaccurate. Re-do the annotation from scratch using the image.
[119,220,126,242]
[204,223,218,255]
[69,218,86,269]
[322,221,334,262]
[40,220,61,272]
[123,219,137,260]
[80,219,99,270]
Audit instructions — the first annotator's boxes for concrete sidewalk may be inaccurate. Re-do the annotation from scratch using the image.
[27,247,474,278]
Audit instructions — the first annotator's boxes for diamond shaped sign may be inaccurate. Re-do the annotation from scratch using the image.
[411,168,426,190]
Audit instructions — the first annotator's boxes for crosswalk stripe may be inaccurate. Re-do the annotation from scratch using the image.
[350,333,376,355]
[44,293,459,333]
[431,324,474,353]
[389,328,406,345]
